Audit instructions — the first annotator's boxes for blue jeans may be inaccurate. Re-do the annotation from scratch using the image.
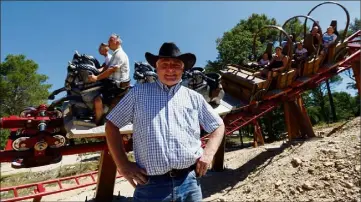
[133,170,202,202]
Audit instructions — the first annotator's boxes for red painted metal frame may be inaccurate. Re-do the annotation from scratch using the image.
[0,142,107,162]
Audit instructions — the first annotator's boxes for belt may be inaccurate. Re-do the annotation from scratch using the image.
[165,164,197,178]
[120,81,130,88]
[116,80,130,89]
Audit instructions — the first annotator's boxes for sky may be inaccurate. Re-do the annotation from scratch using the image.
[1,1,360,99]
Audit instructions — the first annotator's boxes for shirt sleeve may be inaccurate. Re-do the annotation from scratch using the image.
[198,95,224,134]
[106,86,136,129]
[332,34,337,43]
[108,53,123,69]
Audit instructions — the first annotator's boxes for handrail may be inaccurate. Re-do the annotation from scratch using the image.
[305,1,350,43]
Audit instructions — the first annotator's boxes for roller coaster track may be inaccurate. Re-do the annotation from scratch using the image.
[0,31,359,202]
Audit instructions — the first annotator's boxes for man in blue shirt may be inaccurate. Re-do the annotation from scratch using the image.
[105,42,225,201]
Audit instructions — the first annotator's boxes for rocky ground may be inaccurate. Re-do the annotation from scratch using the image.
[1,117,360,202]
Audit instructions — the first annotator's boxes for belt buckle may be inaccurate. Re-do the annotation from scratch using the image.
[169,170,176,178]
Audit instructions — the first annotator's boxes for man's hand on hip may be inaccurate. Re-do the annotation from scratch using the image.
[195,153,213,177]
[119,161,148,188]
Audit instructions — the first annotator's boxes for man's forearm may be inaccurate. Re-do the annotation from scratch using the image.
[97,67,116,81]
[105,121,130,168]
[203,124,225,157]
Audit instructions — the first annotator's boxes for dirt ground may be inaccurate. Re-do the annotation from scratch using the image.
[2,117,360,202]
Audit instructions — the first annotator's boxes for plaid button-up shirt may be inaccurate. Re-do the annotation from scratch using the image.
[106,80,223,176]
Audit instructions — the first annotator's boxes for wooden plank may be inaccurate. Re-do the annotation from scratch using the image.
[95,151,117,202]
[67,124,133,139]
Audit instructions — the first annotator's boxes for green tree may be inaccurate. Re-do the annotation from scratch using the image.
[0,54,52,149]
[332,92,359,120]
[283,18,308,42]
[349,18,361,33]
[207,13,279,72]
[306,75,342,124]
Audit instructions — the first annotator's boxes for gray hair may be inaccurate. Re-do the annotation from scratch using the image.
[110,33,123,44]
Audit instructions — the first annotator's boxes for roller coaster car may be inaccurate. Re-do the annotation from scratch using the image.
[183,67,225,108]
[48,51,129,130]
[220,25,297,104]
[305,1,352,65]
[220,65,268,104]
[133,61,158,84]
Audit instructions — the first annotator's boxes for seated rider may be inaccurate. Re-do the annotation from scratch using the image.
[258,52,270,66]
[321,26,337,56]
[256,46,288,80]
[294,42,308,62]
[311,26,322,48]
[88,34,131,125]
[98,43,112,72]
[294,42,308,77]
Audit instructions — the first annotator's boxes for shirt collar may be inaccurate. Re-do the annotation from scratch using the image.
[113,47,122,54]
[156,79,183,94]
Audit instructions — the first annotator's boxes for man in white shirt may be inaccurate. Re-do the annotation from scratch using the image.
[88,34,131,125]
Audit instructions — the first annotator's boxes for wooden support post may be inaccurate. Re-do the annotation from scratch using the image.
[351,60,361,96]
[284,101,298,140]
[211,133,225,171]
[291,99,315,138]
[296,96,314,131]
[284,96,315,140]
[253,120,264,147]
[95,150,117,202]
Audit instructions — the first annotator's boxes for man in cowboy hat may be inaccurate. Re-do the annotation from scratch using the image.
[105,42,225,201]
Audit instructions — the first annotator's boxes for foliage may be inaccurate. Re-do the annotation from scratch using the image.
[349,18,361,33]
[0,54,51,149]
[282,17,309,42]
[207,13,280,72]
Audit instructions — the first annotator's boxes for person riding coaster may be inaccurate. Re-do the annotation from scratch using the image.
[48,51,127,128]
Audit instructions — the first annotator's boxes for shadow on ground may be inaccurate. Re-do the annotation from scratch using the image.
[80,156,100,162]
[86,140,307,201]
[200,141,300,199]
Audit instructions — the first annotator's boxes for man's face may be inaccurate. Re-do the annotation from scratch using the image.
[108,36,119,51]
[156,58,184,87]
[297,43,302,49]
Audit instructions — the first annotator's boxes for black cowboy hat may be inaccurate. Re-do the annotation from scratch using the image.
[145,42,196,71]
